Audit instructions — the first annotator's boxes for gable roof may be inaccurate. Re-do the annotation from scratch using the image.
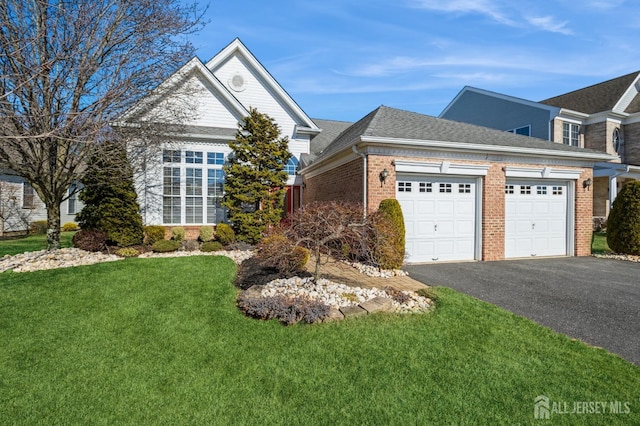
[310,106,615,165]
[540,71,640,114]
[205,38,320,134]
[116,56,249,124]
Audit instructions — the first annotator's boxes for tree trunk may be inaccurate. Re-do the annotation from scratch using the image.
[46,201,61,250]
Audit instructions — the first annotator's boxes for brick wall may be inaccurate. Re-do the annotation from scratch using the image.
[482,164,506,261]
[575,168,594,256]
[366,156,397,212]
[623,122,640,165]
[303,158,364,205]
[584,122,606,152]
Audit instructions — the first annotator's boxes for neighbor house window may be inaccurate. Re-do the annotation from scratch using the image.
[22,182,35,209]
[563,122,580,146]
[507,125,531,136]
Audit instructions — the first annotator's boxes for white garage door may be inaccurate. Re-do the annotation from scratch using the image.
[505,181,568,258]
[396,175,477,263]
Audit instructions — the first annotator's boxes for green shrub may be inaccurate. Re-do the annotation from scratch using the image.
[215,223,236,246]
[30,220,48,235]
[151,239,181,253]
[256,234,309,274]
[607,181,640,255]
[171,226,185,242]
[144,225,166,244]
[372,199,406,269]
[199,225,214,242]
[115,247,140,257]
[72,229,107,252]
[61,222,80,232]
[201,241,223,252]
[76,141,144,247]
[182,240,199,252]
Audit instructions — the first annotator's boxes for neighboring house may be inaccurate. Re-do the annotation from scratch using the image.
[0,173,80,235]
[440,72,640,219]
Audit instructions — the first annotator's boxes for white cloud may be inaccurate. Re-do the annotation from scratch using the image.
[412,0,515,25]
[526,15,573,35]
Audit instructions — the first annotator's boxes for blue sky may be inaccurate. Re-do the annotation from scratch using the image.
[190,0,640,122]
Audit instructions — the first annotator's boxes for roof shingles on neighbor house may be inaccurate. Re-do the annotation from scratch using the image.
[541,71,640,114]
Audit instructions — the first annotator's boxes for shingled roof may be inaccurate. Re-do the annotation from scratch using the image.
[312,105,607,163]
[540,71,640,114]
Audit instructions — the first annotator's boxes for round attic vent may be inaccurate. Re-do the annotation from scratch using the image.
[228,73,246,92]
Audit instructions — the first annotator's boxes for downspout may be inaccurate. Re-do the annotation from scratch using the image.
[352,145,367,220]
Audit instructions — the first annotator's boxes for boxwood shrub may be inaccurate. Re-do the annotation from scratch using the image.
[151,239,181,253]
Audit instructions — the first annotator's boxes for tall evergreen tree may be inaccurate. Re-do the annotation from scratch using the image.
[76,141,144,247]
[223,108,291,243]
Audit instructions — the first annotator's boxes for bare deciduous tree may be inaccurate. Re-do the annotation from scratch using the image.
[0,0,205,249]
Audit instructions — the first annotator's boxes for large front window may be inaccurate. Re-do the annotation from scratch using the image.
[162,150,227,224]
[562,122,580,146]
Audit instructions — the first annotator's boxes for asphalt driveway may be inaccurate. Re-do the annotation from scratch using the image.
[405,257,640,365]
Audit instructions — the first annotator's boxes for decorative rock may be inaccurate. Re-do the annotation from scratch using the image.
[343,260,409,278]
[593,253,640,263]
[359,296,394,314]
[340,305,368,318]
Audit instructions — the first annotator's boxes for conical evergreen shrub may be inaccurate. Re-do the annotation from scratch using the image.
[607,181,640,255]
[76,141,144,247]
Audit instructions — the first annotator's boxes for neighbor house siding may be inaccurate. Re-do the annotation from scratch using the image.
[623,121,640,165]
[441,90,554,139]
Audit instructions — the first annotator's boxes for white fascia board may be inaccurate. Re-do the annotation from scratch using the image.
[504,166,582,180]
[394,159,489,176]
[622,112,640,125]
[558,109,590,122]
[612,74,640,113]
[294,125,321,136]
[206,39,320,132]
[362,136,618,162]
[584,111,627,125]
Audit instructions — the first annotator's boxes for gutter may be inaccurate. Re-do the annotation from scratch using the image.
[352,145,367,220]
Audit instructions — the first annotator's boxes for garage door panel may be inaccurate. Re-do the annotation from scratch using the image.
[505,180,568,258]
[397,175,477,263]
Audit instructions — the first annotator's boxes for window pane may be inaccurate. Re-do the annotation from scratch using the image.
[186,151,203,164]
[163,150,180,163]
[284,156,299,175]
[207,152,224,165]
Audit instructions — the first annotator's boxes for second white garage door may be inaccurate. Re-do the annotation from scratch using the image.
[505,180,568,258]
[396,175,478,263]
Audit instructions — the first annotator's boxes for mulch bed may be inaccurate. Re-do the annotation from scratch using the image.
[234,256,311,290]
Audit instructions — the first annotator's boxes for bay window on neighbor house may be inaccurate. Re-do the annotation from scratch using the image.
[563,122,580,146]
[162,149,226,225]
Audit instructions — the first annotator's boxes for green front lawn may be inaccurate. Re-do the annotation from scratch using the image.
[1,256,637,424]
[0,232,75,256]
[592,231,612,254]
